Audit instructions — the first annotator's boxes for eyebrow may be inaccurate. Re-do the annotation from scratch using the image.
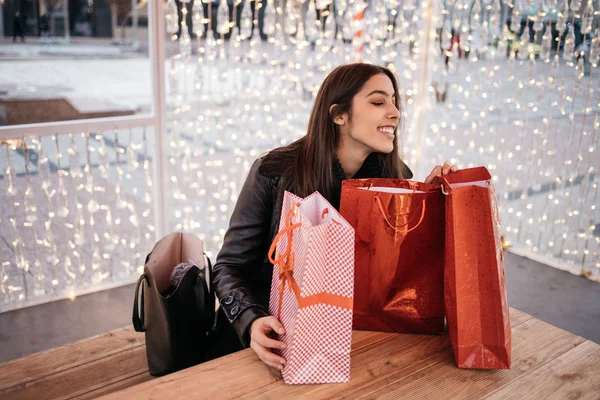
[366,90,396,98]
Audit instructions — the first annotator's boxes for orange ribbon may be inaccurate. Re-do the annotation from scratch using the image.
[268,202,353,321]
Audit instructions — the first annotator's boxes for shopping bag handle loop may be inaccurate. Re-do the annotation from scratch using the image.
[269,202,302,320]
[374,196,426,234]
[438,176,452,196]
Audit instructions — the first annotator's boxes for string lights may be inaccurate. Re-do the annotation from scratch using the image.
[1,0,597,310]
[162,0,598,280]
[1,129,155,309]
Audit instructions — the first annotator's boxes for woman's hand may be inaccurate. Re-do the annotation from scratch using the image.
[424,161,458,184]
[250,316,287,371]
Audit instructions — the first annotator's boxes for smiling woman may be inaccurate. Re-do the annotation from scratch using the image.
[209,63,456,371]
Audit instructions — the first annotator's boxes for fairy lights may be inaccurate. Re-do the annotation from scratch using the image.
[162,0,597,280]
[0,128,155,310]
[1,0,597,311]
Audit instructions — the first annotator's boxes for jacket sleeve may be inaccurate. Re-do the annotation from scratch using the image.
[213,158,272,347]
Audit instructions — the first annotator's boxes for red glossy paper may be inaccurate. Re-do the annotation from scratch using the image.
[340,178,445,334]
[440,167,512,369]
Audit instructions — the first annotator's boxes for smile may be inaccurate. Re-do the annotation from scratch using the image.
[378,127,395,139]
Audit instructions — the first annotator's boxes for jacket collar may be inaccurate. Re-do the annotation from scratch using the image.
[332,152,385,183]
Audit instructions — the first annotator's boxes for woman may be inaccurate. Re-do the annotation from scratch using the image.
[211,63,457,370]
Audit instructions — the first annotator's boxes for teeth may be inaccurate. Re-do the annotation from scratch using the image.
[379,127,394,134]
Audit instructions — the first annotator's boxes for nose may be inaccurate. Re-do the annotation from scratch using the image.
[388,103,400,120]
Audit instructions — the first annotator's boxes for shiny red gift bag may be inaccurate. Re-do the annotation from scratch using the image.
[340,179,445,334]
[439,167,512,369]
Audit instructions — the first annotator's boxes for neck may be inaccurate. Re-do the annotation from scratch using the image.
[336,140,370,179]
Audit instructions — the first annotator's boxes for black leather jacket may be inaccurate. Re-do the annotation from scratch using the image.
[213,150,413,347]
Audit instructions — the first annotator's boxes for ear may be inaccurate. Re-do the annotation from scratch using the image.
[329,104,346,126]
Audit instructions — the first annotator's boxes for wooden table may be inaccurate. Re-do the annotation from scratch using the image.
[1,308,599,399]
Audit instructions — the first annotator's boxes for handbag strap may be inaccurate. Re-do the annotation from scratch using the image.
[203,252,219,331]
[203,252,212,288]
[132,274,148,332]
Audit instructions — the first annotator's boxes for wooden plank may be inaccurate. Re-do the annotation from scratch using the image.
[0,327,145,392]
[357,318,587,399]
[100,331,440,400]
[243,334,453,399]
[73,372,155,400]
[485,340,600,400]
[0,307,537,400]
[103,308,533,399]
[508,308,533,327]
[0,329,383,400]
[97,330,392,400]
[350,330,396,352]
[98,348,278,400]
[0,345,148,400]
[239,307,535,399]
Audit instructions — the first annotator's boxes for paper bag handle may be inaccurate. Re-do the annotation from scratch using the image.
[438,176,452,195]
[374,196,426,234]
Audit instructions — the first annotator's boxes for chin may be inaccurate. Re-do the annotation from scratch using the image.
[371,142,395,154]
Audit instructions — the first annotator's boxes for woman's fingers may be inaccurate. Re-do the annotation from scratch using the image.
[425,162,458,184]
[251,340,286,369]
[255,333,287,350]
[263,316,286,335]
[424,165,443,184]
[253,346,283,370]
[442,161,458,175]
[249,316,288,370]
[261,347,286,366]
[253,317,286,349]
[442,161,453,175]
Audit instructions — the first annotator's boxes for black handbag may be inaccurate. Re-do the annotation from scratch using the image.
[132,232,216,376]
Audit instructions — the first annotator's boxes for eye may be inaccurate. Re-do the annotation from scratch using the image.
[371,102,384,106]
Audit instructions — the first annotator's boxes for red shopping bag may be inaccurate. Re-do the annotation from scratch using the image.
[439,167,511,369]
[340,179,445,334]
[268,191,355,384]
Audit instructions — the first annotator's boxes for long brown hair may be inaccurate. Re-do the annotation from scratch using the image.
[262,63,408,203]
